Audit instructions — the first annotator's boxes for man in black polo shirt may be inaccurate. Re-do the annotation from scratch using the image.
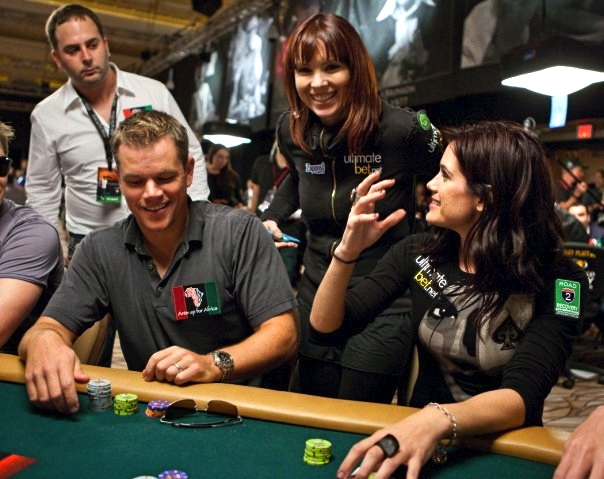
[19,111,298,415]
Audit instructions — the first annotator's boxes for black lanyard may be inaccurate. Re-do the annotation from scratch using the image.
[79,93,118,170]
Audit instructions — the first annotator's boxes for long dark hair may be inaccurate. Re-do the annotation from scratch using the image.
[283,13,381,154]
[206,144,240,189]
[421,121,564,328]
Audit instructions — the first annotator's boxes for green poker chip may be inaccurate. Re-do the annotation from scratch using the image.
[303,438,332,466]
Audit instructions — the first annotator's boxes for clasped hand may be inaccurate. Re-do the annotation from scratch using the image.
[142,345,219,385]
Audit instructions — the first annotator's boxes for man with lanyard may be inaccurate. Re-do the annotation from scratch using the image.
[249,140,306,286]
[26,3,209,262]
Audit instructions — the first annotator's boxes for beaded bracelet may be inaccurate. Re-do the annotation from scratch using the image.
[426,402,457,464]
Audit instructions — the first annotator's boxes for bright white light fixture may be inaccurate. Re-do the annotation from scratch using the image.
[502,66,604,97]
[202,121,252,148]
[501,37,604,97]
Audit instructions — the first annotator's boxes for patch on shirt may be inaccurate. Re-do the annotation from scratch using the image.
[555,278,581,318]
[172,282,221,320]
[123,104,153,118]
[417,110,432,131]
[305,162,326,175]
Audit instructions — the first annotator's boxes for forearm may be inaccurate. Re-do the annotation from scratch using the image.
[559,195,580,210]
[224,312,298,381]
[260,175,299,224]
[310,252,355,333]
[444,389,525,439]
[18,316,77,361]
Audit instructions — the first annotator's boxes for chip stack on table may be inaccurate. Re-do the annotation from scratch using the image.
[303,438,332,466]
[113,393,138,415]
[145,399,171,418]
[87,379,112,412]
[157,470,188,479]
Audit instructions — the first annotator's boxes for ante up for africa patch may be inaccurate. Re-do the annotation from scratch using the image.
[555,279,581,318]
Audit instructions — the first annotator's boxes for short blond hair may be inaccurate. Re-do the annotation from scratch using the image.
[111,110,188,168]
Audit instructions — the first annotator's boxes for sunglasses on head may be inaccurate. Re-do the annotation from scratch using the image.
[159,399,242,428]
[0,156,11,177]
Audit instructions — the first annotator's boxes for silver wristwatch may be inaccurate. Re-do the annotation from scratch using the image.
[209,350,234,382]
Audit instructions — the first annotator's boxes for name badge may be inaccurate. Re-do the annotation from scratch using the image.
[96,167,121,204]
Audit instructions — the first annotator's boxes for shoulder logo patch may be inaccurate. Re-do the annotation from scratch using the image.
[417,110,431,131]
[555,279,581,318]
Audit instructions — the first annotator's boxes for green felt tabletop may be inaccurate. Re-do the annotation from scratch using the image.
[0,381,555,478]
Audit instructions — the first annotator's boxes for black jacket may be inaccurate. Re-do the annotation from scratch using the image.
[262,102,442,307]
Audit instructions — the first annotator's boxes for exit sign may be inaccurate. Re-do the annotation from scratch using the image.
[577,124,593,139]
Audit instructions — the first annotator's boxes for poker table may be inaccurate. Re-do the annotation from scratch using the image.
[0,353,567,478]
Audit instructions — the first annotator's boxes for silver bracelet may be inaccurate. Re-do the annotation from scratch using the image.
[426,402,457,464]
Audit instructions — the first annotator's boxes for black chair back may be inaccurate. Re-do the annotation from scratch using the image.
[563,242,604,302]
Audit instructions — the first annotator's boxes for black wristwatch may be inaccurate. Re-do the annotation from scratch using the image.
[209,350,234,382]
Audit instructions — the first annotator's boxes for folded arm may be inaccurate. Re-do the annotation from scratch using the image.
[142,310,298,385]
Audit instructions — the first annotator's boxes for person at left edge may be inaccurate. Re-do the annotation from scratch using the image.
[18,110,298,415]
[26,3,209,262]
[0,121,64,354]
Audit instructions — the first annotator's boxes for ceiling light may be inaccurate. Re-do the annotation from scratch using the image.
[202,121,252,148]
[501,36,604,96]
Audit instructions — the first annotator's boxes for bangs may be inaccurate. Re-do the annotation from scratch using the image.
[291,30,348,67]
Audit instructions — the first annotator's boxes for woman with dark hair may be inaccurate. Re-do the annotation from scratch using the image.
[205,143,245,208]
[310,121,587,478]
[261,13,442,403]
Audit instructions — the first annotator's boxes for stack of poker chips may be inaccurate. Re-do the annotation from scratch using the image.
[157,470,188,479]
[87,379,113,412]
[145,399,171,418]
[303,438,332,466]
[113,393,139,415]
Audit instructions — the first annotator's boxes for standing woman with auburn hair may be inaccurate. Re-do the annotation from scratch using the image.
[261,13,442,402]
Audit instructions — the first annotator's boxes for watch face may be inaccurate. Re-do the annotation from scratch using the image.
[213,350,234,382]
[216,351,233,367]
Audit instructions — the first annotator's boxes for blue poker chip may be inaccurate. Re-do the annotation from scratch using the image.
[158,470,188,479]
[147,399,171,411]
